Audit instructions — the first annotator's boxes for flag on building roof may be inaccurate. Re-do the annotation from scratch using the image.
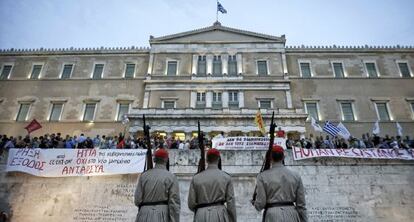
[24,119,42,134]
[311,117,323,132]
[217,2,227,14]
[323,121,340,137]
[372,120,380,135]
[254,109,266,135]
[337,122,351,140]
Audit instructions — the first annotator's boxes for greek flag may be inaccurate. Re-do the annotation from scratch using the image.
[323,121,341,137]
[217,2,227,14]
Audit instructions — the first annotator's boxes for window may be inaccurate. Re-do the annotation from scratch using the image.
[0,65,12,79]
[340,102,355,121]
[375,103,390,121]
[213,56,222,76]
[49,103,64,121]
[197,56,206,75]
[305,102,319,120]
[364,62,378,77]
[332,62,344,78]
[300,62,311,77]
[228,55,237,76]
[259,100,272,109]
[16,104,30,121]
[196,92,206,108]
[398,62,411,77]
[117,103,130,121]
[228,91,239,108]
[257,60,268,75]
[163,101,175,109]
[83,103,97,121]
[212,92,222,108]
[30,65,43,79]
[167,61,177,76]
[61,64,73,79]
[125,64,135,78]
[92,64,104,79]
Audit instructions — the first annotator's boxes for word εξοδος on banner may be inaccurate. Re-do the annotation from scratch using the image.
[292,147,414,161]
[6,148,147,177]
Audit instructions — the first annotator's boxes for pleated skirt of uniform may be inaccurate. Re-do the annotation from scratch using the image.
[264,206,301,222]
[194,205,230,222]
[136,205,169,222]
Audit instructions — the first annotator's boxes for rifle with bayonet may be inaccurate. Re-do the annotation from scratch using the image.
[197,121,206,173]
[251,111,277,204]
[143,114,153,171]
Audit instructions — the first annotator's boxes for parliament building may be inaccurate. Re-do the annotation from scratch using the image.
[0,22,413,140]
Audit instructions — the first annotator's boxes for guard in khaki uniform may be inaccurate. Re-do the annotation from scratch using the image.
[188,148,237,222]
[254,145,307,222]
[134,149,180,222]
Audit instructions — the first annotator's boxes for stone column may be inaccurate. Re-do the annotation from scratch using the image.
[190,91,196,108]
[238,91,244,108]
[192,55,198,74]
[222,54,228,75]
[281,52,288,75]
[286,90,293,108]
[206,91,213,108]
[236,54,243,74]
[206,54,213,75]
[143,91,150,108]
[222,91,229,108]
[147,53,154,75]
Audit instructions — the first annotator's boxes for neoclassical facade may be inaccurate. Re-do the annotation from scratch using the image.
[0,22,413,139]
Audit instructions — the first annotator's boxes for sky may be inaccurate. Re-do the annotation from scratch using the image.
[0,0,413,49]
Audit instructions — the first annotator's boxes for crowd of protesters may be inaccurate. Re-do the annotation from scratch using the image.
[286,133,414,149]
[0,132,201,151]
[0,131,413,153]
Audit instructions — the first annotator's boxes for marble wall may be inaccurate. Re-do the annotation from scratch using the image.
[0,149,413,222]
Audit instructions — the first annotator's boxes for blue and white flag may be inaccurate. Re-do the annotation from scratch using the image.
[337,122,351,140]
[323,121,341,137]
[217,2,227,14]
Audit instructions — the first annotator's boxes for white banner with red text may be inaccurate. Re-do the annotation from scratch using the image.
[6,148,147,177]
[212,137,286,150]
[292,147,414,160]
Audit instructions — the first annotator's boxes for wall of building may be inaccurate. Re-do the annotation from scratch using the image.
[0,149,413,222]
[286,51,414,78]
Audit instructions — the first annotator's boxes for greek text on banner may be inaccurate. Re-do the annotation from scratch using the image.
[6,148,147,177]
[212,137,286,150]
[292,147,414,161]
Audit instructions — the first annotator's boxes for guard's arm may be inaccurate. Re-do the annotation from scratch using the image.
[187,179,196,212]
[296,177,308,222]
[134,175,143,207]
[168,176,181,222]
[226,178,237,222]
[254,174,266,211]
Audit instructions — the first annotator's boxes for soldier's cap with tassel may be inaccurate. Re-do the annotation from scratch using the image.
[207,148,220,157]
[154,148,169,159]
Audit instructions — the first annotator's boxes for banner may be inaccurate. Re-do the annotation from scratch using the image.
[292,147,414,161]
[6,148,147,177]
[212,137,286,150]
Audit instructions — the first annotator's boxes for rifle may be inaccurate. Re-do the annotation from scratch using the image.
[197,121,206,173]
[252,111,277,204]
[143,114,153,171]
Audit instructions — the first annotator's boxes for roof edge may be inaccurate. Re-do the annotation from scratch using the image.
[149,23,286,43]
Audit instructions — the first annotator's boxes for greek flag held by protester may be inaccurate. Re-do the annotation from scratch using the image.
[372,120,380,135]
[217,2,227,13]
[323,121,341,137]
[396,122,403,136]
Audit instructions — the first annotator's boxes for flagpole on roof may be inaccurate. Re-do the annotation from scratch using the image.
[216,0,218,22]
